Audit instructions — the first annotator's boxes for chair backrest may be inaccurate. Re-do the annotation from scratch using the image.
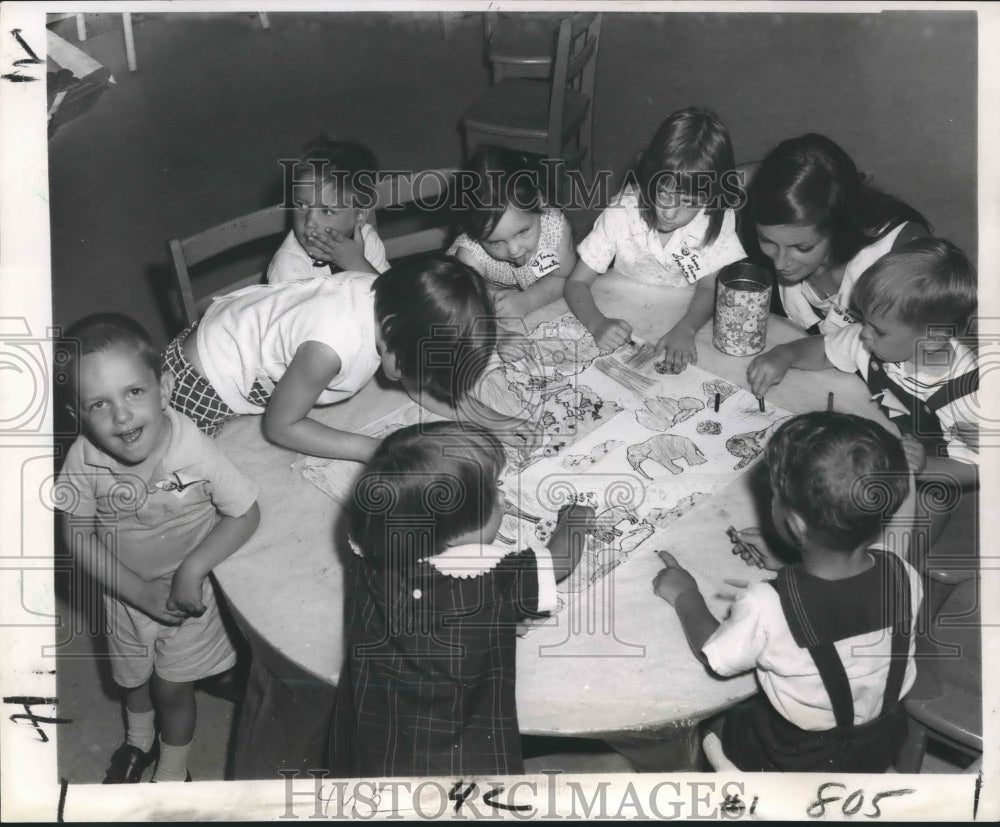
[484,12,562,81]
[548,13,602,144]
[168,204,288,327]
[167,168,459,327]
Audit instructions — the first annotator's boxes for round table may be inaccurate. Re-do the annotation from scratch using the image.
[214,273,907,777]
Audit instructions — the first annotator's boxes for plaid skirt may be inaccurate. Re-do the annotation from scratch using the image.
[163,324,271,437]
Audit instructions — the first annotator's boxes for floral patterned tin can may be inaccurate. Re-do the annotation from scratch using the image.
[713,263,773,356]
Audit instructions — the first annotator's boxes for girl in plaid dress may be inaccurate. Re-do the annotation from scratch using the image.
[450,147,577,324]
[331,421,594,777]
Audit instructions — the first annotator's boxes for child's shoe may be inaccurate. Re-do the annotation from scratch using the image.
[102,742,157,783]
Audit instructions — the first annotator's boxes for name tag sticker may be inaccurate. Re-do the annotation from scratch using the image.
[829,303,857,325]
[671,244,702,284]
[530,250,560,277]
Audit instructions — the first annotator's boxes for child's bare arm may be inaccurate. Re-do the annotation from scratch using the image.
[495,272,569,319]
[655,272,717,373]
[263,341,380,461]
[547,504,594,582]
[60,514,185,625]
[652,551,719,662]
[564,260,632,350]
[747,335,831,398]
[168,503,261,616]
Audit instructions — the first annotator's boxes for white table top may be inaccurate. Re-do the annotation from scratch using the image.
[214,273,907,736]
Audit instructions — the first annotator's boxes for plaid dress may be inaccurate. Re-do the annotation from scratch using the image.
[331,543,555,777]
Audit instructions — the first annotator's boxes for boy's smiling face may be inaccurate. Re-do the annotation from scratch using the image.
[78,347,172,466]
[291,180,363,260]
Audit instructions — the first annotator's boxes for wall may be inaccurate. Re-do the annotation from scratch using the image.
[591,11,977,257]
[47,10,977,345]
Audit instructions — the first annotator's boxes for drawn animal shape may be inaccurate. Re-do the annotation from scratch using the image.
[647,491,713,527]
[475,368,536,418]
[702,379,738,407]
[626,434,707,479]
[726,422,783,470]
[499,319,602,381]
[560,440,625,469]
[635,396,705,431]
[589,505,640,543]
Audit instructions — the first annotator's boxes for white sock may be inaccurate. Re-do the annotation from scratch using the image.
[124,709,156,753]
[151,736,191,782]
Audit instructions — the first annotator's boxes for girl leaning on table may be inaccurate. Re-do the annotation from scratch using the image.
[162,257,541,461]
[449,146,578,322]
[330,421,595,777]
[564,107,746,372]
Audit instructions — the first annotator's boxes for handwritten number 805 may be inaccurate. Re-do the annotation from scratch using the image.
[807,783,915,819]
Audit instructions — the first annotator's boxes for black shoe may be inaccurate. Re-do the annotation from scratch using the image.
[103,743,157,784]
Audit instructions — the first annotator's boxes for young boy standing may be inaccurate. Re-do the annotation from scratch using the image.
[653,413,922,772]
[56,314,260,783]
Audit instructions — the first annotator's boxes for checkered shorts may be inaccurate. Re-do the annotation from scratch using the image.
[163,324,271,437]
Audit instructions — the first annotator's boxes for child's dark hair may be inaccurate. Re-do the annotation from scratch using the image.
[60,313,161,403]
[766,412,909,552]
[455,146,543,242]
[348,421,506,569]
[636,107,737,247]
[288,135,378,208]
[849,237,977,332]
[750,133,929,265]
[373,256,497,405]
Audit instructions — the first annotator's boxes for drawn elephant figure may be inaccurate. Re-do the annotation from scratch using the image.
[725,419,788,470]
[590,505,640,543]
[626,434,707,479]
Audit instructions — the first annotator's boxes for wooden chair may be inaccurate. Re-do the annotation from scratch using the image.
[167,168,458,327]
[462,12,602,180]
[481,12,565,81]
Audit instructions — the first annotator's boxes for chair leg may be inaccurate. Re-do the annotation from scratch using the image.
[122,13,137,72]
[894,717,927,773]
[76,13,87,41]
[258,13,271,29]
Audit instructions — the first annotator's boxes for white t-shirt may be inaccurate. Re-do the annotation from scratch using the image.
[702,554,922,731]
[779,223,907,333]
[196,273,381,414]
[576,187,746,287]
[266,226,389,285]
[824,323,979,465]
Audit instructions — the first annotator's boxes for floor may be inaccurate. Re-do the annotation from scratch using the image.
[47,13,980,785]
